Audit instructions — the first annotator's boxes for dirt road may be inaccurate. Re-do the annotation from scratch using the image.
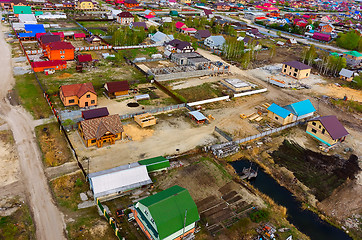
[0,23,66,239]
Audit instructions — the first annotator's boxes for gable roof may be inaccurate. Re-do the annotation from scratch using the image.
[47,41,75,50]
[82,107,109,120]
[77,54,93,62]
[138,185,199,239]
[206,35,226,45]
[283,60,312,70]
[31,60,66,68]
[105,81,129,93]
[118,11,134,18]
[74,33,86,38]
[166,39,192,50]
[151,31,174,43]
[60,82,96,98]
[196,29,211,38]
[24,24,45,33]
[311,115,349,140]
[132,22,147,29]
[79,114,124,140]
[267,103,292,118]
[138,156,170,172]
[283,99,316,116]
[339,68,354,78]
[13,5,32,15]
[89,164,152,199]
[40,33,61,44]
[175,21,186,29]
[344,51,362,58]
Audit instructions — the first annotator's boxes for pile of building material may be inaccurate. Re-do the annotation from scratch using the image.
[207,142,240,158]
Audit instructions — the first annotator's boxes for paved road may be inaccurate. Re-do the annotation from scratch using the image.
[0,23,66,240]
[216,14,346,53]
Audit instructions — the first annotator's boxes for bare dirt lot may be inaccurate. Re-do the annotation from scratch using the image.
[0,129,20,189]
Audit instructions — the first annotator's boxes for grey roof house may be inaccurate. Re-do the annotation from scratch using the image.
[150,31,174,44]
[339,68,354,81]
[204,35,226,50]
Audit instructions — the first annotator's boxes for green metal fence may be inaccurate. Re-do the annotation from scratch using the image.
[96,198,123,239]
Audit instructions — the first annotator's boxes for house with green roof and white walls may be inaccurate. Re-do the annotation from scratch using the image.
[132,185,199,240]
[342,51,362,67]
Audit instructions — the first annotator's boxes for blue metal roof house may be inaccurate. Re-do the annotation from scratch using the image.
[267,103,294,125]
[283,99,316,120]
[267,99,316,125]
[19,24,45,38]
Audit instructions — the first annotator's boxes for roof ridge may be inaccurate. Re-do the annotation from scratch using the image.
[147,188,186,207]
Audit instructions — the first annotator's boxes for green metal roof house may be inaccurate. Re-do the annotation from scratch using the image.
[133,185,199,240]
[138,156,170,173]
[13,6,32,15]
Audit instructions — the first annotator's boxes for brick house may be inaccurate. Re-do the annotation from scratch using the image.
[59,82,97,108]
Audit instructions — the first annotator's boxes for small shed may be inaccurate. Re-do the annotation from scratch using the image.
[134,113,156,128]
[82,107,109,120]
[189,111,207,124]
[138,156,170,173]
[77,54,93,65]
[339,68,354,81]
[287,38,297,45]
[135,94,150,101]
[74,33,86,40]
[170,10,178,16]
[104,81,130,98]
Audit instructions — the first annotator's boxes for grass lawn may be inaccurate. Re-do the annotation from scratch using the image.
[66,209,116,240]
[50,171,89,211]
[0,203,35,240]
[174,83,226,102]
[14,73,52,119]
[330,99,362,113]
[35,123,73,167]
[89,29,106,36]
[77,21,112,28]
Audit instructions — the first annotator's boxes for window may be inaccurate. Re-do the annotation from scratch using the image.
[322,129,325,134]
[86,94,90,98]
[306,73,309,76]
[293,73,297,77]
[144,210,148,216]
[91,100,95,104]
[59,50,62,54]
[275,116,279,120]
[61,56,65,59]
[312,122,316,126]
[91,139,96,143]
[311,128,317,134]
[69,99,75,103]
[150,218,154,223]
[319,125,321,129]
[284,69,286,73]
[294,68,298,72]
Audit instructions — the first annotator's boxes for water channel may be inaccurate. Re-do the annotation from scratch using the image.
[231,159,352,240]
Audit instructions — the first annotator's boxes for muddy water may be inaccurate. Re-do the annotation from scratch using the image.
[231,159,352,240]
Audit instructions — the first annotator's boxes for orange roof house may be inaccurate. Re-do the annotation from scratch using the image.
[78,114,124,148]
[44,41,75,61]
[59,82,97,108]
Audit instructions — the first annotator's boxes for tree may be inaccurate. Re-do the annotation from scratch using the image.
[223,37,245,61]
[302,45,317,66]
[358,38,362,52]
[148,25,157,34]
[336,31,360,50]
[134,15,139,22]
[192,42,198,50]
[269,44,276,60]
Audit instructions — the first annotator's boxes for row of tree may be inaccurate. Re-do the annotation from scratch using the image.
[301,45,346,77]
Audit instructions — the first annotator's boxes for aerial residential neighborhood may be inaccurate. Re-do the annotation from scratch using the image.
[0,0,361,240]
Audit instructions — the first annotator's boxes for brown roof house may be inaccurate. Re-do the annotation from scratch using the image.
[59,82,97,108]
[104,81,130,98]
[78,114,124,148]
[282,61,312,80]
[306,115,349,146]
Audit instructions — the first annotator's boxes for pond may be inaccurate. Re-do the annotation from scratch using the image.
[231,159,352,240]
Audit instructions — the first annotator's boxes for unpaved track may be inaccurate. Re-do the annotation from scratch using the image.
[0,23,66,239]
